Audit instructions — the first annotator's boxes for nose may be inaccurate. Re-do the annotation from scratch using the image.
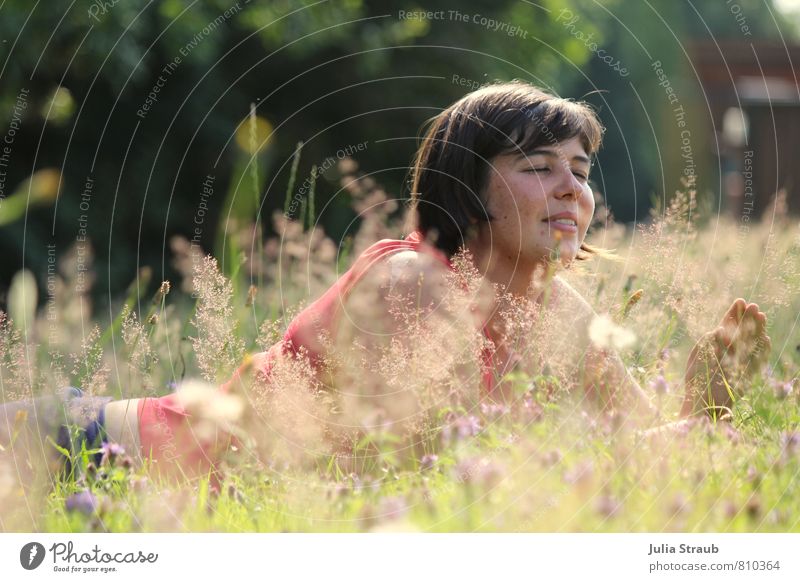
[553,166,584,200]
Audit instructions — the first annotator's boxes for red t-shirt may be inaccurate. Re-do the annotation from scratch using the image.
[221,230,496,394]
[138,231,495,477]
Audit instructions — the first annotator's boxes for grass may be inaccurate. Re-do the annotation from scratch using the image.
[1,164,799,532]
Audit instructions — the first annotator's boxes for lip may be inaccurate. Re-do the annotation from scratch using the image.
[542,212,579,234]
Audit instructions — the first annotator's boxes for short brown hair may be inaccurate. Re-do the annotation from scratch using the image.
[409,81,604,258]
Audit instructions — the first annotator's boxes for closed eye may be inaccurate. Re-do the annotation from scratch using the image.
[523,167,550,174]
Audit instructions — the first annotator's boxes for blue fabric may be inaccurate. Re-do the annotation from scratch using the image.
[58,387,112,468]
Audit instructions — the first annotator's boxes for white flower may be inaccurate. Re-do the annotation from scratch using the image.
[588,314,636,351]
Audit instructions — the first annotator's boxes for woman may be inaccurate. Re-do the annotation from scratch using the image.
[1,81,771,482]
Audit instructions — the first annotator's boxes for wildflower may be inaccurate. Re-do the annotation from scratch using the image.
[746,465,762,488]
[722,500,738,520]
[480,402,509,420]
[454,456,505,488]
[595,495,622,518]
[65,490,98,515]
[745,495,762,520]
[419,454,438,472]
[588,314,636,351]
[441,414,482,444]
[377,496,408,521]
[780,431,799,457]
[152,280,171,305]
[563,460,594,486]
[541,449,562,468]
[722,424,741,445]
[649,375,670,396]
[771,378,794,400]
[521,397,544,423]
[668,493,692,517]
[100,442,125,466]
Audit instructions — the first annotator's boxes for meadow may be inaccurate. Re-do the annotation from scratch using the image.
[1,156,799,533]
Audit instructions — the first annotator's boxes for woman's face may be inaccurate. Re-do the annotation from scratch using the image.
[478,135,595,267]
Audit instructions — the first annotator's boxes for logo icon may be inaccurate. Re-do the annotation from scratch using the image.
[20,542,46,570]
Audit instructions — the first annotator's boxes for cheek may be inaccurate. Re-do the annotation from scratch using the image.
[580,189,595,226]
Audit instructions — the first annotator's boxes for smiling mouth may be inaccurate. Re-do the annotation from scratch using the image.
[543,217,578,233]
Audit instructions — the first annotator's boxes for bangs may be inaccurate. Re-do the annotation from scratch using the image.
[495,99,603,159]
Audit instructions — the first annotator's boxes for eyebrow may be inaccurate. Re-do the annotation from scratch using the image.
[514,149,591,166]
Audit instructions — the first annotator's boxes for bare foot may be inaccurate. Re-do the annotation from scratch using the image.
[681,298,771,419]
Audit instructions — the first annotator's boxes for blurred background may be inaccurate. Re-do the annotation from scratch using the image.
[1,0,799,309]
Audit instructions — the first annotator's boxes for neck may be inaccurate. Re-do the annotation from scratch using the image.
[464,235,554,300]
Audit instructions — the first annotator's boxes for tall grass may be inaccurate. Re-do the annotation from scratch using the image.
[1,164,798,532]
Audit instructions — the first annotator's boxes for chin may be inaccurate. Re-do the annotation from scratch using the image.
[555,242,580,266]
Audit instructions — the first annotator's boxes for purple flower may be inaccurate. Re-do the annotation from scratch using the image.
[457,415,481,439]
[771,379,794,400]
[563,460,594,486]
[522,398,544,423]
[65,490,98,515]
[669,493,692,517]
[780,431,799,457]
[480,402,509,420]
[377,496,408,521]
[649,375,670,396]
[419,454,438,472]
[541,449,563,468]
[595,495,622,518]
[100,442,125,466]
[442,414,482,444]
[454,456,505,488]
